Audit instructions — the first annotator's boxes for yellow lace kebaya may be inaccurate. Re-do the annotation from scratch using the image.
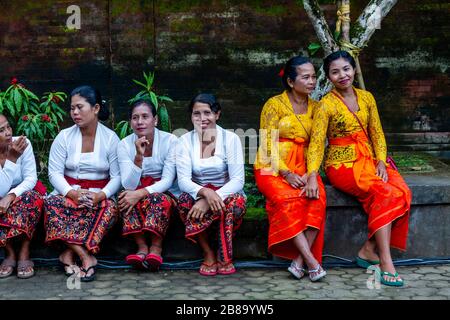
[307,87,387,174]
[254,90,319,176]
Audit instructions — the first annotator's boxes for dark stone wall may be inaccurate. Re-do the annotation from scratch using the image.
[1,0,449,147]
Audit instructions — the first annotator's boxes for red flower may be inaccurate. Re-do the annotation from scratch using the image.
[21,115,29,121]
[52,96,61,104]
[41,114,51,122]
[278,68,285,78]
[10,77,18,85]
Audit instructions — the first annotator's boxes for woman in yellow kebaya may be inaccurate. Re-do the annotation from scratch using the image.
[254,56,327,282]
[304,50,411,287]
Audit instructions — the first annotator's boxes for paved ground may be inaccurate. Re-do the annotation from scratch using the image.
[0,263,449,300]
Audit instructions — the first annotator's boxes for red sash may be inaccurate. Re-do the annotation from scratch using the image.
[138,176,161,189]
[64,175,109,189]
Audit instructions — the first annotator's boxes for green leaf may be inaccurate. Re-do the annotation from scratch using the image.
[158,95,173,103]
[157,105,171,132]
[307,42,322,56]
[132,79,147,89]
[5,99,15,117]
[13,89,22,112]
[149,92,158,110]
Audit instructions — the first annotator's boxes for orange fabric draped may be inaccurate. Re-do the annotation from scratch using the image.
[326,163,411,251]
[278,137,307,175]
[255,169,326,263]
[328,130,378,192]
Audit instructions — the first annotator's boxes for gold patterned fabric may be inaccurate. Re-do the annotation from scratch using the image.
[254,91,319,176]
[307,88,387,173]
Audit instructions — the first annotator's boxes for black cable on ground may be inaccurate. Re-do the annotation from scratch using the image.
[28,255,450,270]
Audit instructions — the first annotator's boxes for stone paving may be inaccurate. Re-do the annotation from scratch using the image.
[0,264,449,300]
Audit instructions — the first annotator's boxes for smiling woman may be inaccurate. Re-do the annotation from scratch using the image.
[0,114,44,280]
[176,93,246,276]
[305,50,412,287]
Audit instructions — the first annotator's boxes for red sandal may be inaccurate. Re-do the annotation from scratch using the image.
[199,262,218,276]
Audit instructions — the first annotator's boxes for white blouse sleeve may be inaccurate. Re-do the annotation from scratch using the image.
[117,138,141,190]
[48,131,73,196]
[101,133,121,198]
[146,135,177,194]
[0,161,18,197]
[8,140,37,197]
[176,136,203,199]
[216,133,245,200]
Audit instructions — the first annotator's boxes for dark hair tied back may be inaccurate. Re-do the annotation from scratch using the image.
[323,50,356,78]
[281,56,312,90]
[188,93,221,114]
[70,85,110,121]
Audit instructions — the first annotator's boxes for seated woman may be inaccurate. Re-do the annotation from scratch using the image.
[305,51,411,287]
[44,85,121,282]
[176,93,246,276]
[0,114,45,279]
[117,98,180,271]
[254,56,327,282]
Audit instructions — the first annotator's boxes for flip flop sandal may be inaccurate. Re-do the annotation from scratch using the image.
[80,265,97,282]
[355,256,380,269]
[144,253,163,272]
[199,262,218,276]
[0,258,16,279]
[380,271,404,287]
[308,264,327,282]
[217,262,236,275]
[125,252,147,269]
[288,261,306,280]
[17,260,35,279]
[59,261,79,277]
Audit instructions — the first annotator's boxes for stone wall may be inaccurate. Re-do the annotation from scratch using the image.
[0,0,449,153]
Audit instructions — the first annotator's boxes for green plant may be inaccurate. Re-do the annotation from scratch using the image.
[115,71,174,139]
[244,164,266,209]
[0,77,67,179]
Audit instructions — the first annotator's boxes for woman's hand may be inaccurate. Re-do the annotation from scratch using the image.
[118,189,148,214]
[376,160,388,182]
[7,136,28,163]
[187,198,210,221]
[66,188,89,206]
[281,170,307,189]
[198,187,226,214]
[0,194,16,215]
[135,136,149,156]
[300,172,320,199]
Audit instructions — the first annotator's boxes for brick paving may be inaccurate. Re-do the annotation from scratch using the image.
[0,264,449,300]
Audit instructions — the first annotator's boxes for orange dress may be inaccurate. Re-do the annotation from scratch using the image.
[308,88,411,250]
[254,91,326,263]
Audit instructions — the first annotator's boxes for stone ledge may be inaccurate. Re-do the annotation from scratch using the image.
[1,173,449,262]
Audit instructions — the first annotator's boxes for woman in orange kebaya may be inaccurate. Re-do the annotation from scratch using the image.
[254,56,327,282]
[304,51,411,287]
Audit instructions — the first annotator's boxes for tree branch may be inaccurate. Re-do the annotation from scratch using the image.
[303,0,339,56]
[352,0,398,48]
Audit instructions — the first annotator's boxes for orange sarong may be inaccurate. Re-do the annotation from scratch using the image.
[326,133,411,250]
[255,138,327,263]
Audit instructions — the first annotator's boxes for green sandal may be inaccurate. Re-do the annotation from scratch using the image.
[380,271,404,287]
[355,256,380,269]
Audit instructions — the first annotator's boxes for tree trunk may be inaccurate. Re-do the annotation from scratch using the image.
[303,0,398,99]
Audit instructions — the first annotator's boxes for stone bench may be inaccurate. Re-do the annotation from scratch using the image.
[2,172,450,263]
